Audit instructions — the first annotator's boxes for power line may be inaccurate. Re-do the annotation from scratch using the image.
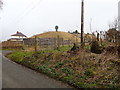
[6,0,43,28]
[12,0,35,22]
[16,0,43,24]
[5,0,34,25]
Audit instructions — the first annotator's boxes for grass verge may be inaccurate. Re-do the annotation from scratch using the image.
[7,48,120,89]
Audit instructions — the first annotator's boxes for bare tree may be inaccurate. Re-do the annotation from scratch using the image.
[108,17,119,30]
[89,18,92,33]
[107,17,120,45]
[0,0,3,9]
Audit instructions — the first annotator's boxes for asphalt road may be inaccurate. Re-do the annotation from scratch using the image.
[0,50,2,89]
[1,50,72,88]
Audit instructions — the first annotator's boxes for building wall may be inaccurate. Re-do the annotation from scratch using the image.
[118,1,120,31]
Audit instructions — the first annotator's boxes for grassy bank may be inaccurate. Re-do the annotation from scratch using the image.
[7,48,120,88]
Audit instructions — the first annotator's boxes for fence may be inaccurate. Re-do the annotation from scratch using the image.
[2,37,79,50]
[2,41,23,49]
[23,38,72,46]
[22,37,74,51]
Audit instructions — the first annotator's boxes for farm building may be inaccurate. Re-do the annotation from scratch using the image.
[8,31,27,41]
[2,31,27,49]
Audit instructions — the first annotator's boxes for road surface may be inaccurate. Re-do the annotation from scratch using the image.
[1,50,72,88]
[0,50,2,89]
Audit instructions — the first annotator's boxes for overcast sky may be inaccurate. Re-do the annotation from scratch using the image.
[0,0,119,41]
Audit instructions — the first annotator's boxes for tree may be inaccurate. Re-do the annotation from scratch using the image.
[106,28,120,43]
[0,0,3,9]
[55,26,59,32]
[75,30,79,34]
[68,31,71,33]
[72,30,80,34]
[107,17,120,45]
[108,17,119,30]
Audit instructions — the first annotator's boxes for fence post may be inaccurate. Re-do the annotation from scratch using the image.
[57,35,60,50]
[53,38,56,50]
[35,36,37,53]
[62,38,64,47]
[22,39,25,50]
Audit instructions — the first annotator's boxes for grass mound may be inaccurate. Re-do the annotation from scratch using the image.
[31,31,80,43]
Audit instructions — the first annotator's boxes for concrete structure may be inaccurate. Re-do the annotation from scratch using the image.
[118,1,120,31]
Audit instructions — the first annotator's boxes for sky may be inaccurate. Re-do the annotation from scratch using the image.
[0,0,119,41]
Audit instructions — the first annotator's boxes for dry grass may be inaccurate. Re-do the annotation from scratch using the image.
[7,49,120,88]
[31,31,80,43]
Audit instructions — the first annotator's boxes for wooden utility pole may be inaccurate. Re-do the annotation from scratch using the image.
[81,0,84,48]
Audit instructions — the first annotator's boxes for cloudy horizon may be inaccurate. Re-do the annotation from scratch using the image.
[0,0,119,41]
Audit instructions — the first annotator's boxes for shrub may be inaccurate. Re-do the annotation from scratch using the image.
[38,65,52,75]
[53,62,63,68]
[84,69,93,76]
[90,41,102,54]
[62,67,73,75]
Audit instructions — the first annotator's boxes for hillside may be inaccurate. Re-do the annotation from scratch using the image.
[31,31,80,43]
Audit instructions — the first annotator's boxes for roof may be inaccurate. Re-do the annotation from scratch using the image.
[11,31,27,37]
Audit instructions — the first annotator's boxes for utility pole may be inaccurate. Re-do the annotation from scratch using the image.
[81,0,84,48]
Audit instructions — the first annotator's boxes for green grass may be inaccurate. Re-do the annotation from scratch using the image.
[2,48,22,51]
[7,51,34,63]
[37,45,73,54]
[6,45,120,89]
[84,45,91,50]
[53,62,63,68]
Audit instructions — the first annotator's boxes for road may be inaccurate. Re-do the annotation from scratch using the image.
[1,51,72,88]
[0,50,2,89]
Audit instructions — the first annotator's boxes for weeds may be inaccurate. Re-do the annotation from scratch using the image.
[7,48,120,88]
